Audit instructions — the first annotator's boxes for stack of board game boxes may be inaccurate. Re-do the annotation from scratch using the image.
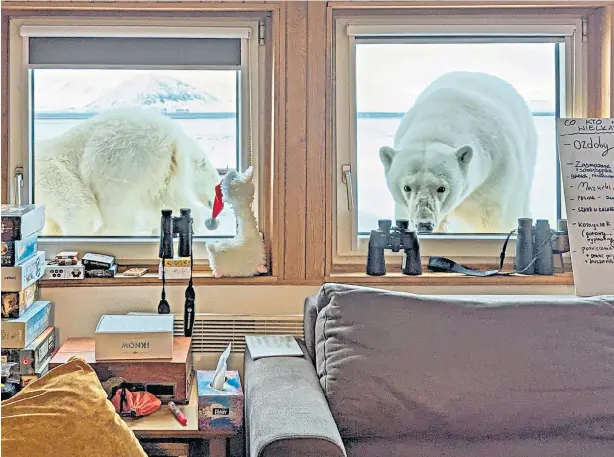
[42,251,117,280]
[1,204,56,398]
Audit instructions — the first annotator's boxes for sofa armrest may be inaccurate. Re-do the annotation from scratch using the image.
[244,341,346,457]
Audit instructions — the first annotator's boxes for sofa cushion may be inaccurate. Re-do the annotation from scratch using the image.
[313,283,614,439]
[344,437,614,457]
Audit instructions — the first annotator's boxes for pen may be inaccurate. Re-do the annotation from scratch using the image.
[168,401,187,426]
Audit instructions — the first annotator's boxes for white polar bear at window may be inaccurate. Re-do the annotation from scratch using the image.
[34,107,220,236]
[379,71,538,233]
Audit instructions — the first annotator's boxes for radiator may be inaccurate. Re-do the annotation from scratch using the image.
[172,313,304,353]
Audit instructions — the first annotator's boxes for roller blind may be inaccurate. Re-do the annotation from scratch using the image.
[345,24,577,37]
[28,36,242,67]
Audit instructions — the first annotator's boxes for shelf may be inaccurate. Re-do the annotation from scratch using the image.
[39,272,279,288]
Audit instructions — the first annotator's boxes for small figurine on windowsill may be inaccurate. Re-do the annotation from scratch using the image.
[204,166,267,278]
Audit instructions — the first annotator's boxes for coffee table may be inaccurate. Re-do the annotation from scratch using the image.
[123,382,236,457]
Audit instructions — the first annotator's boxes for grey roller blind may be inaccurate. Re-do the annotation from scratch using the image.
[28,37,242,67]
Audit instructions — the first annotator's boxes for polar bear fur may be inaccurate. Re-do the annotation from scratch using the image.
[35,108,220,236]
[379,71,538,233]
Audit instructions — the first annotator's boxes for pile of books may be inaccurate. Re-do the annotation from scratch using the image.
[1,204,56,399]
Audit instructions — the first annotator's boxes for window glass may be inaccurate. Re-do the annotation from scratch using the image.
[32,69,239,237]
[355,41,563,235]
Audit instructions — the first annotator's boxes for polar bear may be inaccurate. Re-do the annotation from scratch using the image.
[34,107,220,236]
[379,71,538,234]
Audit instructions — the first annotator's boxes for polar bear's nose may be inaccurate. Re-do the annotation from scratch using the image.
[417,222,434,233]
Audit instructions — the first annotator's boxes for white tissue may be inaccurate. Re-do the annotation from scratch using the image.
[211,343,231,390]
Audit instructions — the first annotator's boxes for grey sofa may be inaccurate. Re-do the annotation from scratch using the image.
[244,283,614,457]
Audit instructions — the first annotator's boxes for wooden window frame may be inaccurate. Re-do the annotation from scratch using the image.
[1,2,282,283]
[323,2,613,282]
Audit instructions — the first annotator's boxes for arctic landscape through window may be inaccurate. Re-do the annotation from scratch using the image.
[353,40,565,235]
[31,69,239,238]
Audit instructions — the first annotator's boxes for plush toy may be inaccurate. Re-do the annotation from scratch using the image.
[204,166,267,278]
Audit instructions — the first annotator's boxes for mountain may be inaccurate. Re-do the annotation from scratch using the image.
[83,75,227,113]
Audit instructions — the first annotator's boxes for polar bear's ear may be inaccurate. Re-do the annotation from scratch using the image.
[379,146,397,174]
[455,145,473,172]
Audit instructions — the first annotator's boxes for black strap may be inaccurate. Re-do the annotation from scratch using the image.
[427,228,554,277]
[427,256,502,277]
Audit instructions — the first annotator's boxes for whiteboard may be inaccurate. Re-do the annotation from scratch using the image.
[557,118,614,296]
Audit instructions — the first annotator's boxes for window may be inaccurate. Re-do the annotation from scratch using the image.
[334,14,586,264]
[8,19,264,261]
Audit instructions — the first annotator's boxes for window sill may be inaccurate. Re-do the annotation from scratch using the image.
[39,272,279,288]
[38,270,574,288]
[326,271,574,286]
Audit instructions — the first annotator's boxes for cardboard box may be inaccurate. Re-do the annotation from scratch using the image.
[158,265,191,280]
[1,251,45,292]
[162,258,191,268]
[1,326,56,375]
[1,300,54,349]
[94,314,174,360]
[84,264,117,278]
[197,370,243,432]
[1,282,39,318]
[1,233,38,266]
[49,337,194,404]
[82,252,115,270]
[42,261,85,280]
[1,204,45,241]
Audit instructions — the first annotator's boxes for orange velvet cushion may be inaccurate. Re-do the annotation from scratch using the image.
[1,357,146,457]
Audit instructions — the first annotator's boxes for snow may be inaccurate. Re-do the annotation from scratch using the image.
[84,74,224,113]
[33,69,236,113]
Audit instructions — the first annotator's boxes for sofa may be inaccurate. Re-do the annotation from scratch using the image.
[244,283,614,457]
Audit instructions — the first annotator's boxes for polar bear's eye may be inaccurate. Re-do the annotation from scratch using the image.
[403,185,412,192]
[437,186,446,193]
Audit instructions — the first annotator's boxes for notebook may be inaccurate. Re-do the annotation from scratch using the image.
[244,335,303,360]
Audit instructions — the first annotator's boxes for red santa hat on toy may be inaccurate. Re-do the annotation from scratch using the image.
[205,180,224,230]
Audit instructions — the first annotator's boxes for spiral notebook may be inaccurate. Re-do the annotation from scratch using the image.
[244,335,303,360]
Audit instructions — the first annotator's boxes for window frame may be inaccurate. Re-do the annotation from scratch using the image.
[8,16,265,264]
[332,12,587,269]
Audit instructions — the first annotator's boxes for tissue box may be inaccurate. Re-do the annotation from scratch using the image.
[197,370,243,432]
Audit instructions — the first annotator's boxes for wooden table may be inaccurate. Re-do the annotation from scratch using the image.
[123,383,236,457]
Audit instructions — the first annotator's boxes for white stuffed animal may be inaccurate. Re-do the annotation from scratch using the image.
[204,166,267,278]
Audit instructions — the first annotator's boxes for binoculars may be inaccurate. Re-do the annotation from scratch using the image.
[366,219,422,276]
[515,218,570,275]
[159,208,193,260]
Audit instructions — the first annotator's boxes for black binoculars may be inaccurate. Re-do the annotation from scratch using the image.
[159,208,193,259]
[366,219,422,276]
